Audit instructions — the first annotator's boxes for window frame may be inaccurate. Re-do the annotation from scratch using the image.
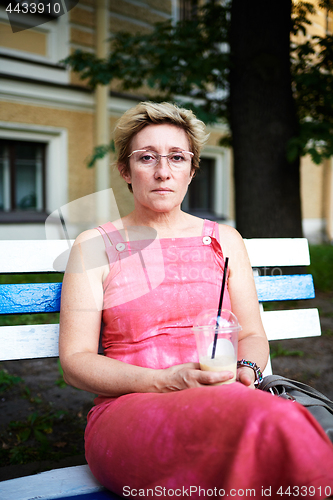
[0,139,47,218]
[183,147,230,221]
[0,122,68,224]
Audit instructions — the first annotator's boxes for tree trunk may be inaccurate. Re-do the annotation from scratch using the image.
[229,0,303,238]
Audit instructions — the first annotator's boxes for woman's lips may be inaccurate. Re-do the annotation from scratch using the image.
[152,188,173,193]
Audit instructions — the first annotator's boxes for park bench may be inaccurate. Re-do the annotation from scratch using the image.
[0,237,321,500]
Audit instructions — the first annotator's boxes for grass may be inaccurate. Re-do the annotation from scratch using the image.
[0,360,84,468]
[270,345,304,359]
[308,244,333,293]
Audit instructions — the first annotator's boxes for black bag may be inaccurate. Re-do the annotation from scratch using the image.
[259,375,333,443]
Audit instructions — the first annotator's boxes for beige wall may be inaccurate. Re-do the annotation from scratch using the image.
[0,22,47,56]
[300,156,324,219]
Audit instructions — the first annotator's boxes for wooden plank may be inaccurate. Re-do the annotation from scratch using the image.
[0,324,60,361]
[244,238,310,267]
[261,308,321,341]
[0,309,321,361]
[0,240,73,273]
[254,274,315,302]
[0,237,310,273]
[0,283,62,314]
[0,464,118,500]
[0,274,313,315]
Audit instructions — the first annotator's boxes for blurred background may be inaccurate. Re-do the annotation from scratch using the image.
[0,0,332,242]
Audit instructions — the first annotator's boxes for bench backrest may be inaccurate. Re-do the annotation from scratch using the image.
[0,238,321,368]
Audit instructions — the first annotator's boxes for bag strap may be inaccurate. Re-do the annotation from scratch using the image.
[259,375,333,410]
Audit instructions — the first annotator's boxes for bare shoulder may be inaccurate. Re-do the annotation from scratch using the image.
[73,228,102,245]
[217,224,252,275]
[218,224,246,251]
[66,228,108,277]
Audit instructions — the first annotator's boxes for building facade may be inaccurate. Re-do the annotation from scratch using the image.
[0,0,332,242]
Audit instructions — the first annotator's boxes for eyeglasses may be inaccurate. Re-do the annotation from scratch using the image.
[128,150,194,169]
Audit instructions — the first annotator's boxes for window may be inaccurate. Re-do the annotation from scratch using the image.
[0,140,46,221]
[182,150,230,221]
[183,157,215,217]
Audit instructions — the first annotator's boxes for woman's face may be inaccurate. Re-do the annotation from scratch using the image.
[119,124,194,215]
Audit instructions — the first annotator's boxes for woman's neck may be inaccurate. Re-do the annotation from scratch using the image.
[121,207,203,239]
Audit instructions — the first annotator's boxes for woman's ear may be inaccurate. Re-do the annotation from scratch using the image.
[188,169,195,184]
[118,164,131,184]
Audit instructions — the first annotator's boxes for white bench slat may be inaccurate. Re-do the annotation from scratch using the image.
[261,308,321,341]
[0,238,310,274]
[0,324,60,361]
[0,309,321,362]
[0,464,111,500]
[0,240,72,273]
[244,238,310,267]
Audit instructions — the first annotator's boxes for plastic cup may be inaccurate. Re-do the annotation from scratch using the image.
[193,309,241,385]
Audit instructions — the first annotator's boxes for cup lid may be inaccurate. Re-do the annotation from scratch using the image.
[193,308,241,331]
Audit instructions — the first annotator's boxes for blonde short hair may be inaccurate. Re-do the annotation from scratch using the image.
[114,101,209,192]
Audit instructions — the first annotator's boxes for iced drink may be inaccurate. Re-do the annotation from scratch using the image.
[193,309,241,385]
[199,355,236,384]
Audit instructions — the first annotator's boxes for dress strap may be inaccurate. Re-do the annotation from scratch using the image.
[97,222,126,248]
[202,219,220,243]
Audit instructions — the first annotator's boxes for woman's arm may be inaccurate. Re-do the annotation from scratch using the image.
[219,225,270,388]
[59,230,234,398]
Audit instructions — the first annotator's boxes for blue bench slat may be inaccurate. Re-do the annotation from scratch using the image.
[0,275,315,315]
[254,274,315,302]
[0,283,62,314]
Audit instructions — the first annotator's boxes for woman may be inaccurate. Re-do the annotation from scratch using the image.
[60,102,333,498]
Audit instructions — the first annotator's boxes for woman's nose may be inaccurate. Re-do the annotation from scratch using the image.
[154,157,171,179]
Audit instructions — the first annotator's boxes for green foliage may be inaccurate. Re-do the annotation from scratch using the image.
[308,244,333,292]
[62,0,333,167]
[86,140,115,168]
[0,273,63,284]
[62,0,231,125]
[0,369,23,392]
[3,410,73,465]
[9,411,66,448]
[290,31,333,163]
[270,344,304,359]
[0,312,60,327]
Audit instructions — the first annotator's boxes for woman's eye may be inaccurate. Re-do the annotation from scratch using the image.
[140,154,155,162]
[170,154,185,162]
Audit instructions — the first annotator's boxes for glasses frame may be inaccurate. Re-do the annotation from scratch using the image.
[128,149,194,169]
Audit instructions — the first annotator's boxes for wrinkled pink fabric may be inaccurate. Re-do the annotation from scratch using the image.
[85,220,333,498]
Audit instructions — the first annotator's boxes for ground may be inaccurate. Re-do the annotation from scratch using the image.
[0,291,332,482]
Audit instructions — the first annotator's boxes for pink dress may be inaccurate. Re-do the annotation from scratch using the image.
[85,220,333,499]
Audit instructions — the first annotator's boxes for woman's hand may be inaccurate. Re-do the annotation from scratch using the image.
[237,366,256,389]
[155,362,235,392]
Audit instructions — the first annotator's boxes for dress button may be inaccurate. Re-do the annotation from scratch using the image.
[116,242,126,252]
[203,236,211,245]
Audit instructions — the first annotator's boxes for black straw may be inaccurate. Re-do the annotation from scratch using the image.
[211,257,229,359]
